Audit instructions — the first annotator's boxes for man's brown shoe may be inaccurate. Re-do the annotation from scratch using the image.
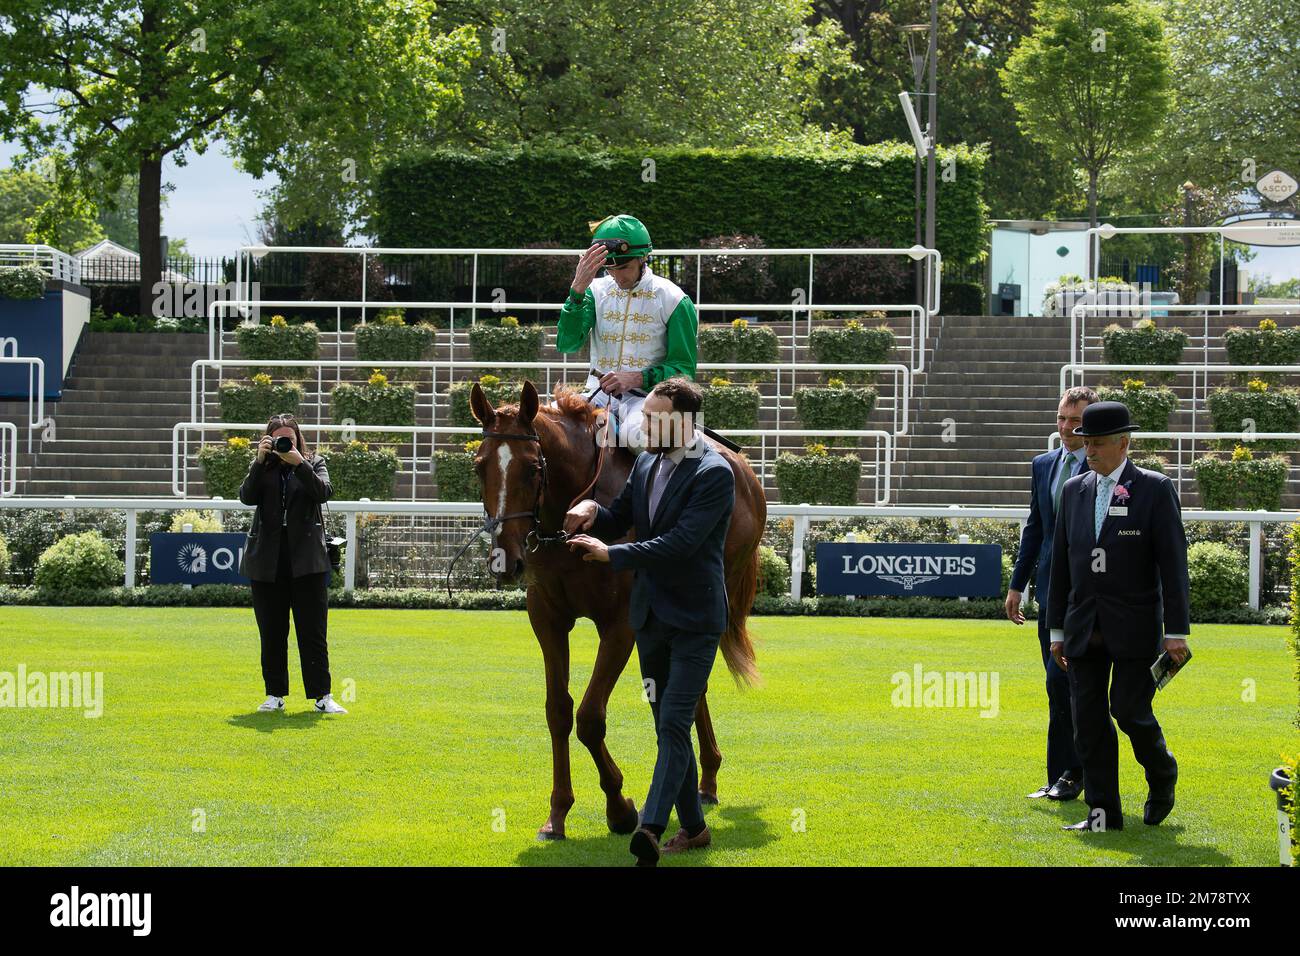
[629,826,662,866]
[662,825,711,854]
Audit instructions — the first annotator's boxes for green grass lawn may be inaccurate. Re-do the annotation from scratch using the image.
[0,607,1293,866]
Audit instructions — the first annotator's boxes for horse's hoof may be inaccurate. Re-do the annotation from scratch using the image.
[537,824,566,841]
[608,798,640,835]
[699,790,720,805]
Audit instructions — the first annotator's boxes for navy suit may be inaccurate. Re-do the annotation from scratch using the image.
[1048,458,1190,826]
[590,438,736,832]
[1010,447,1083,787]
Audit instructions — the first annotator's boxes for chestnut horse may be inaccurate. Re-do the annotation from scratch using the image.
[466,379,766,840]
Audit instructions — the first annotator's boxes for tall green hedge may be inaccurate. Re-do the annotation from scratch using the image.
[373,143,988,265]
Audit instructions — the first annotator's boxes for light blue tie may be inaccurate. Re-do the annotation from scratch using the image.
[1094,475,1113,540]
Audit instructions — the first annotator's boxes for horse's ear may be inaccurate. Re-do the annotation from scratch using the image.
[470,382,495,428]
[519,380,539,427]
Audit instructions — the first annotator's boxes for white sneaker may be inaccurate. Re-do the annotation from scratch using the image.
[257,695,285,712]
[314,694,347,714]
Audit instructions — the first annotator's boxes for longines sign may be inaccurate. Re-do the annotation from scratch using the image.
[815,543,1003,597]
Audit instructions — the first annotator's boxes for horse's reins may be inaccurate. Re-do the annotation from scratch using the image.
[444,407,609,598]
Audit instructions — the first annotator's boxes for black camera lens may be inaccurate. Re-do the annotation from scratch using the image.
[274,436,293,454]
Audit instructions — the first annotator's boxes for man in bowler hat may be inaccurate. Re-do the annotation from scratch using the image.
[1047,401,1191,832]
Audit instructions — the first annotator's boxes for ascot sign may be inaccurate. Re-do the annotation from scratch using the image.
[815,542,1003,597]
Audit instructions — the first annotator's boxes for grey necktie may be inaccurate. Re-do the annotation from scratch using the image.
[647,454,677,524]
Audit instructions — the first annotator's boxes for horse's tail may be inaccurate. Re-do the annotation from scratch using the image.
[720,542,762,688]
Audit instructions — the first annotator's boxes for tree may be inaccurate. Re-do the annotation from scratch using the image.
[423,0,856,149]
[1000,0,1170,270]
[0,0,477,315]
[0,155,104,250]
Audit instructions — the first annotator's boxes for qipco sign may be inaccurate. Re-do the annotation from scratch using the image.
[149,532,249,585]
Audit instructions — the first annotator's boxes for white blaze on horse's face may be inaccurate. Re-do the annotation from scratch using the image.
[495,443,512,527]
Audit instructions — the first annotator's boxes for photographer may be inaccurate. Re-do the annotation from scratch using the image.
[238,413,346,715]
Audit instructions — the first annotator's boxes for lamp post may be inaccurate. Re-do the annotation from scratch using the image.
[901,2,938,312]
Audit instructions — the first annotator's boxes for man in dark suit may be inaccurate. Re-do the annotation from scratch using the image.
[1007,386,1096,802]
[1048,401,1191,832]
[564,376,736,866]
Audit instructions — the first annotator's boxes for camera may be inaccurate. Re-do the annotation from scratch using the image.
[596,237,630,261]
[273,435,294,454]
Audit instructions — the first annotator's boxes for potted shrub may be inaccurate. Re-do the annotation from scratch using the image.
[1207,379,1300,454]
[700,376,760,442]
[34,530,123,593]
[197,436,256,499]
[434,439,482,502]
[355,308,436,379]
[794,377,877,445]
[0,266,46,300]
[1101,318,1187,383]
[468,314,543,378]
[1096,378,1179,432]
[320,440,401,501]
[218,373,304,438]
[331,369,416,444]
[808,315,895,383]
[1043,274,1139,318]
[698,318,779,383]
[234,313,320,379]
[775,442,861,505]
[1224,318,1300,385]
[446,374,522,441]
[679,234,775,305]
[1193,444,1291,510]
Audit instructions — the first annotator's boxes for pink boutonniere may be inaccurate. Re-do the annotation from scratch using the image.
[1113,482,1131,503]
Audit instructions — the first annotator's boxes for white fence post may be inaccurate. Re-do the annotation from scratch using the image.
[791,514,809,601]
[345,508,359,593]
[1248,518,1262,611]
[125,509,137,589]
[958,532,970,603]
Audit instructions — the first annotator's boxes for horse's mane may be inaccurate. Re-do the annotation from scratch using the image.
[538,384,598,429]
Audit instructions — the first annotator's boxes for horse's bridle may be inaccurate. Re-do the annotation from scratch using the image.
[444,411,608,598]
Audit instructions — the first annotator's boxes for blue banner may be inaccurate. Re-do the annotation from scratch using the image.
[814,542,1003,597]
[0,290,65,399]
[149,532,249,585]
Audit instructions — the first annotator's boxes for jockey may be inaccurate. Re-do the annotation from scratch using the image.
[556,214,699,453]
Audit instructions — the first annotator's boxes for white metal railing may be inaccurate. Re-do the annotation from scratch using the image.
[172,420,895,505]
[1058,363,1300,440]
[0,355,47,452]
[1087,223,1300,317]
[0,243,81,284]
[230,244,941,321]
[0,422,16,496]
[0,498,1290,608]
[1067,302,1300,380]
[208,296,934,376]
[190,357,909,436]
[1045,430,1300,503]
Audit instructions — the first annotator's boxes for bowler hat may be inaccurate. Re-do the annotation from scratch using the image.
[1073,400,1139,436]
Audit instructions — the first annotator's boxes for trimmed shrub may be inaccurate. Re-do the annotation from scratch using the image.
[700,379,760,436]
[1207,382,1300,454]
[812,242,912,306]
[500,241,580,303]
[331,370,416,443]
[0,533,10,580]
[1187,541,1248,612]
[446,375,522,432]
[1192,446,1290,511]
[1132,454,1168,474]
[1101,320,1187,382]
[218,374,304,437]
[775,446,861,505]
[0,266,46,299]
[795,381,877,445]
[35,531,124,592]
[197,437,256,499]
[234,315,320,379]
[808,316,895,383]
[168,509,223,532]
[698,319,780,382]
[434,440,481,502]
[320,442,400,501]
[1224,319,1300,384]
[467,315,544,378]
[354,308,436,377]
[756,545,790,597]
[1097,380,1179,432]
